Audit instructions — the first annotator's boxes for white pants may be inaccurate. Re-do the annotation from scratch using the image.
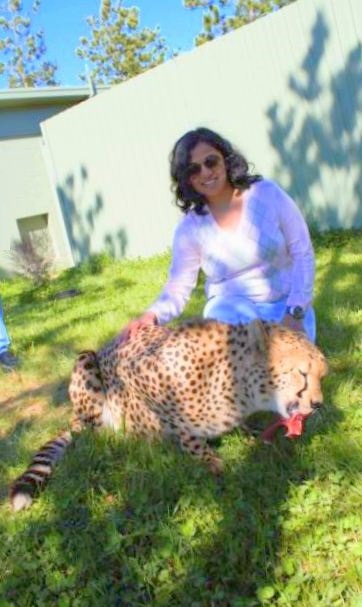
[203,295,316,343]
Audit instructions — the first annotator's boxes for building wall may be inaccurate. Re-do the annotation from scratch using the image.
[0,104,79,276]
[0,104,72,138]
[40,0,362,262]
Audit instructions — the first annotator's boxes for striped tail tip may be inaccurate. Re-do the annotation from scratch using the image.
[10,430,72,512]
[11,490,34,512]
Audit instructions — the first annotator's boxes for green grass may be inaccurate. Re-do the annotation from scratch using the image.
[0,232,361,607]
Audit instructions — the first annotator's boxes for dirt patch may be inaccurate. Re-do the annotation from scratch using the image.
[18,401,45,419]
[0,379,68,413]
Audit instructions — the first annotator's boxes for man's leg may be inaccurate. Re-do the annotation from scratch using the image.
[0,303,11,355]
[0,303,18,369]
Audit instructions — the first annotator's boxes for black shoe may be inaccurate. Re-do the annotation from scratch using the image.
[0,351,19,370]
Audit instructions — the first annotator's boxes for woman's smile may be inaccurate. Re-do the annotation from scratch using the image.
[188,142,232,203]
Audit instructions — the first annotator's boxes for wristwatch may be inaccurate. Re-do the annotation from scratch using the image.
[286,305,305,320]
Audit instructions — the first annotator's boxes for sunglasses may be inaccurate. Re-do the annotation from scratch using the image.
[184,154,222,179]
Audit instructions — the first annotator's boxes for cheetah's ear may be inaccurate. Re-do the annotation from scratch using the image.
[248,319,268,354]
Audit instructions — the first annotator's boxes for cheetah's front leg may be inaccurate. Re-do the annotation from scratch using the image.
[177,431,224,475]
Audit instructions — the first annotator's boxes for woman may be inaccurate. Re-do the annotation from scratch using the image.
[120,127,316,343]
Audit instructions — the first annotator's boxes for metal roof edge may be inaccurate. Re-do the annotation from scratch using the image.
[0,85,110,108]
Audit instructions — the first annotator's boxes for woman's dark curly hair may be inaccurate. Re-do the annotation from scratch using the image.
[170,127,262,215]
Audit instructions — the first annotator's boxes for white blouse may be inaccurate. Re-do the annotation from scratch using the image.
[148,179,315,324]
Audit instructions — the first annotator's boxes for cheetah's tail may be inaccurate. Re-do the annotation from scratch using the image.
[10,350,106,512]
[9,429,74,512]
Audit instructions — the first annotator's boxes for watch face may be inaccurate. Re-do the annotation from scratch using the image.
[292,306,305,320]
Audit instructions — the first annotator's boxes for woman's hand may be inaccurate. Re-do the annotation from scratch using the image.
[281,314,305,334]
[118,311,158,345]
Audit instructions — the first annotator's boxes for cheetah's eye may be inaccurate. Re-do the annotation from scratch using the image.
[296,370,308,398]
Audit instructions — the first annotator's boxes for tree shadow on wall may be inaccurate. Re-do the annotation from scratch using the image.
[267,11,362,230]
[57,165,129,264]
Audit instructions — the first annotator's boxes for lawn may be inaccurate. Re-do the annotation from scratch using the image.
[0,231,361,607]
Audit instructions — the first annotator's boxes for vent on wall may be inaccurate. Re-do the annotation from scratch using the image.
[16,213,53,250]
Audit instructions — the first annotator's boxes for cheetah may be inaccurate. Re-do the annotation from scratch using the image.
[10,319,328,511]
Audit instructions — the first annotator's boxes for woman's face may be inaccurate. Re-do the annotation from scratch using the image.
[185,142,231,203]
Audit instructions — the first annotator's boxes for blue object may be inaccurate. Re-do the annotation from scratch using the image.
[0,301,11,355]
[203,295,316,343]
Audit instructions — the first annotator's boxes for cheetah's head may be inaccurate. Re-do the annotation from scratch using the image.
[248,321,328,420]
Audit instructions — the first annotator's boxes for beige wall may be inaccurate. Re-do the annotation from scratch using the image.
[0,96,96,275]
[41,0,362,263]
[0,135,73,274]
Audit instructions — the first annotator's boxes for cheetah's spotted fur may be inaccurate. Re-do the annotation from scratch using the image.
[10,319,328,511]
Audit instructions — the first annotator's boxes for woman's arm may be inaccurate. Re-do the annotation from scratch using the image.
[118,216,201,343]
[146,216,202,324]
[274,182,315,309]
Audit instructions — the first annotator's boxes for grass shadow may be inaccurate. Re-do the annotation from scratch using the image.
[0,379,69,411]
[0,395,346,605]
